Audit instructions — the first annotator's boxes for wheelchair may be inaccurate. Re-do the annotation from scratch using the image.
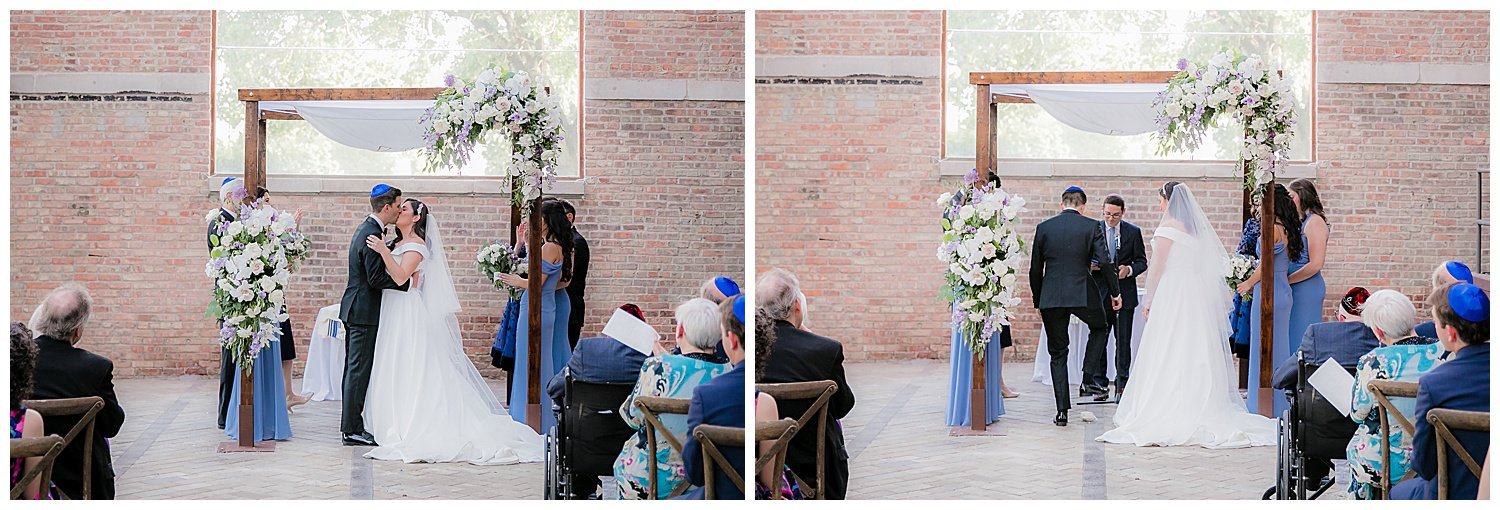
[1263,352,1359,500]
[544,370,637,500]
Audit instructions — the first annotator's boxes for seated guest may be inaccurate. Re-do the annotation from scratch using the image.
[1274,287,1379,390]
[1345,290,1444,499]
[613,298,731,499]
[1392,283,1490,500]
[546,304,651,405]
[11,322,58,500]
[681,296,748,500]
[1415,261,1477,339]
[700,276,741,304]
[28,284,126,500]
[753,310,802,499]
[757,268,855,499]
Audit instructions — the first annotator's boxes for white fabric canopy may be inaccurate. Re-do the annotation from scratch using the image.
[260,100,435,152]
[990,83,1166,136]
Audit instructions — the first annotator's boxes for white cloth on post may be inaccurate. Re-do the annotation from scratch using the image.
[989,83,1165,136]
[259,100,435,152]
[301,304,346,401]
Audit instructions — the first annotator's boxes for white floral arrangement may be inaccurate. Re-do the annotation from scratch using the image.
[936,171,1028,357]
[477,240,524,300]
[204,197,300,376]
[420,66,565,217]
[1153,50,1297,193]
[1224,254,1257,302]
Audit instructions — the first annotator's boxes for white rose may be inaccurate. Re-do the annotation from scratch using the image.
[269,289,285,306]
[1000,273,1017,287]
[519,134,536,147]
[937,192,954,207]
[958,205,976,221]
[225,222,244,238]
[249,259,265,275]
[260,277,277,292]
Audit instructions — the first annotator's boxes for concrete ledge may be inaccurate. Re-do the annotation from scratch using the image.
[939,158,1318,180]
[584,78,744,101]
[1317,62,1489,85]
[206,175,585,197]
[756,56,940,79]
[12,72,211,94]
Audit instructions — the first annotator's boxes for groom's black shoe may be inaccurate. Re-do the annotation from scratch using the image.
[1079,384,1106,397]
[342,432,377,446]
[1054,411,1068,427]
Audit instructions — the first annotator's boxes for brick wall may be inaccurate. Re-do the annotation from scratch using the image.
[10,10,746,377]
[755,10,1488,362]
[584,10,744,80]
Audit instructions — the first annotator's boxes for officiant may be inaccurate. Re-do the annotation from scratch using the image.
[1089,194,1147,399]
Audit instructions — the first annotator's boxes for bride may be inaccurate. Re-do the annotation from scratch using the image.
[1095,182,1275,449]
[360,198,544,464]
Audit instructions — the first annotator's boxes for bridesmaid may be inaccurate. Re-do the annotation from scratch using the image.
[1287,179,1329,352]
[943,170,1008,427]
[1235,184,1304,416]
[498,200,575,432]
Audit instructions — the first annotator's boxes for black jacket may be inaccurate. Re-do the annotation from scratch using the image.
[208,208,233,250]
[1031,209,1120,310]
[339,216,409,326]
[31,336,127,500]
[758,320,856,499]
[1094,220,1148,310]
[566,229,590,339]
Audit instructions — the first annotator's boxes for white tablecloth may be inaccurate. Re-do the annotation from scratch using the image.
[1031,289,1147,386]
[301,304,346,401]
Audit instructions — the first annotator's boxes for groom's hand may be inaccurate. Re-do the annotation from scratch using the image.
[1111,296,1122,311]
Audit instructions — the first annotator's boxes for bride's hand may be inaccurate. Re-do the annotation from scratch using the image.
[365,234,390,255]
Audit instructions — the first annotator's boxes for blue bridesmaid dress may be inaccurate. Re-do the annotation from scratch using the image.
[225,336,292,441]
[1248,242,1293,416]
[508,258,571,432]
[1286,214,1326,353]
[945,311,1005,427]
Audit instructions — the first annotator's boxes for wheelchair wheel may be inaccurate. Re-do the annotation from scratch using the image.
[1271,414,1292,500]
[544,433,558,500]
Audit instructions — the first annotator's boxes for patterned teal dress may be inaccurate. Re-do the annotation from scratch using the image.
[1345,337,1445,499]
[613,352,730,499]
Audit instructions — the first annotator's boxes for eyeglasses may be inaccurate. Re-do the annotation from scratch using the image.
[1102,211,1123,218]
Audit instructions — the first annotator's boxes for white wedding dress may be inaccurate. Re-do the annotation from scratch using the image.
[363,219,544,465]
[1095,184,1275,449]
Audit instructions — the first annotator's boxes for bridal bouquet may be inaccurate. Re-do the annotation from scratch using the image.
[1224,254,1257,301]
[477,241,524,300]
[936,171,1028,357]
[1152,49,1297,193]
[204,199,296,377]
[420,65,565,218]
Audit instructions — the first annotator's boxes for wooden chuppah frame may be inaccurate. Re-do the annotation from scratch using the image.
[965,71,1279,431]
[235,87,548,442]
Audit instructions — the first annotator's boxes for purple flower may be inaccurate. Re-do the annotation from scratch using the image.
[1176,58,1189,71]
[444,75,456,87]
[963,168,980,185]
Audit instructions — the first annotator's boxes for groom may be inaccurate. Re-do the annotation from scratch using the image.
[338,184,408,446]
[1031,186,1120,427]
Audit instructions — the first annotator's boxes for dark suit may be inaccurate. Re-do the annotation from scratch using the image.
[682,363,745,500]
[337,215,409,435]
[545,336,646,404]
[1031,208,1120,411]
[566,229,590,349]
[1088,219,1146,389]
[1272,321,1380,390]
[31,336,126,500]
[209,208,236,429]
[1392,343,1490,500]
[758,320,856,499]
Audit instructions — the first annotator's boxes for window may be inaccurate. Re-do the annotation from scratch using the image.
[945,11,1313,161]
[215,10,581,177]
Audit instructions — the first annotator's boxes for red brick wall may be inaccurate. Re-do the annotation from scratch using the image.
[11,10,745,377]
[755,10,1488,362]
[584,10,744,80]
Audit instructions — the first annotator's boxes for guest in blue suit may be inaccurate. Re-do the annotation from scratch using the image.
[1273,287,1379,390]
[546,303,651,405]
[681,295,747,500]
[1415,261,1475,339]
[1392,283,1490,500]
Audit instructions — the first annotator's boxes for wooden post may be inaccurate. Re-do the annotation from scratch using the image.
[244,101,266,193]
[526,197,543,433]
[238,368,254,448]
[970,84,993,431]
[1256,181,1276,417]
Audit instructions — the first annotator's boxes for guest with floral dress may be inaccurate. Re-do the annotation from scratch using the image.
[1345,290,1444,499]
[10,322,58,500]
[613,299,730,499]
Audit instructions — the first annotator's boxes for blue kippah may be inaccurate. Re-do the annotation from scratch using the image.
[714,276,740,298]
[221,177,237,186]
[1065,186,1084,193]
[1448,284,1488,323]
[1445,261,1474,284]
[732,295,746,323]
[371,184,392,197]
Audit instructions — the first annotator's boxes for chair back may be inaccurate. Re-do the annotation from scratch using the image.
[755,380,838,499]
[21,397,105,500]
[9,435,64,500]
[1367,379,1420,499]
[633,396,693,499]
[563,378,636,476]
[1427,408,1490,500]
[693,424,746,500]
[754,418,799,499]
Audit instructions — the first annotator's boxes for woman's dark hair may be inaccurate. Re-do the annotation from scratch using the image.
[253,186,269,200]
[1159,181,1183,200]
[1428,282,1489,346]
[11,322,38,411]
[391,198,430,246]
[1272,183,1306,262]
[754,309,777,382]
[1288,178,1327,223]
[541,199,575,281]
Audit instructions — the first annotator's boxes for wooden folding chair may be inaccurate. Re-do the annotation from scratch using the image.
[1427,408,1490,500]
[10,435,64,500]
[755,380,837,499]
[21,396,104,500]
[633,396,693,500]
[1368,379,1420,499]
[754,418,798,499]
[694,424,746,500]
